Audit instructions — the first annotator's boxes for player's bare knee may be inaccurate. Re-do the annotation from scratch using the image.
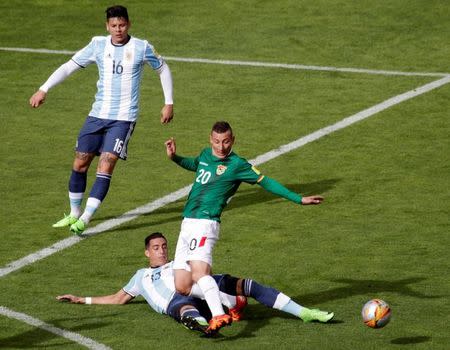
[73,152,95,172]
[175,282,191,296]
[98,152,118,173]
[191,271,209,283]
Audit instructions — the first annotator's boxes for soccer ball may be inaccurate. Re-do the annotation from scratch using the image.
[361,299,391,328]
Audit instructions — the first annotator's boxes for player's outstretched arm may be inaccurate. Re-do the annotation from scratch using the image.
[258,176,324,205]
[158,62,174,124]
[56,289,133,305]
[301,195,324,205]
[29,60,81,108]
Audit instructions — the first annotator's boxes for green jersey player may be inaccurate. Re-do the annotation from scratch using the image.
[165,121,324,333]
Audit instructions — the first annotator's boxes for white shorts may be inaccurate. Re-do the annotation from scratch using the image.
[173,218,220,271]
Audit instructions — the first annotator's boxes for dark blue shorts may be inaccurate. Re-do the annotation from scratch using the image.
[166,294,211,322]
[76,116,136,160]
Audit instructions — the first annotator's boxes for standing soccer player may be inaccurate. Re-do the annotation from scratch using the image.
[165,121,324,333]
[29,5,174,235]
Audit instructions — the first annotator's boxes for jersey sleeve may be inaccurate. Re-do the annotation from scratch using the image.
[235,159,262,184]
[122,270,143,297]
[72,38,98,68]
[258,176,302,204]
[143,41,164,70]
[172,155,199,172]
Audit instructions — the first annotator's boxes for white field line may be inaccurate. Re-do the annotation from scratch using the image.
[164,56,448,77]
[0,46,448,77]
[251,75,450,165]
[1,75,449,279]
[0,306,111,350]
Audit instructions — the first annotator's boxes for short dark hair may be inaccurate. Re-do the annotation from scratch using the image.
[211,121,233,135]
[144,232,167,248]
[106,5,129,21]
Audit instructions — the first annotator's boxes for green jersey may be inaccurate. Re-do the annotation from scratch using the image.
[173,148,261,222]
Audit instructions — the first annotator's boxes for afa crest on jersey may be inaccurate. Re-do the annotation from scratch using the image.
[216,164,227,175]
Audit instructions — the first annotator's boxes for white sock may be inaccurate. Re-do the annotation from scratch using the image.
[274,293,304,317]
[197,276,225,317]
[219,292,236,308]
[190,283,235,308]
[189,283,204,298]
[79,197,101,224]
[69,192,83,218]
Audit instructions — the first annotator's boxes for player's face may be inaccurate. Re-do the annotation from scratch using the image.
[210,130,235,159]
[145,237,168,267]
[106,17,131,45]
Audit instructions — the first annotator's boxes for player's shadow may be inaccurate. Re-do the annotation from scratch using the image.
[101,178,340,232]
[0,314,115,349]
[292,277,442,306]
[217,303,337,341]
[390,336,431,345]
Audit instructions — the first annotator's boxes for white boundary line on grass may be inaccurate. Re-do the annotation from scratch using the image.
[0,306,112,350]
[1,74,449,279]
[0,46,448,77]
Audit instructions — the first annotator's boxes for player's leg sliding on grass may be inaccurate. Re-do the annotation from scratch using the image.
[214,274,334,323]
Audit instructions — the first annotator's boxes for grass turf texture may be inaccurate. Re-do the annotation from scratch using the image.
[1,0,449,349]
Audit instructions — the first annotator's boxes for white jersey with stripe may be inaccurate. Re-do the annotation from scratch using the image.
[123,261,176,314]
[72,35,163,122]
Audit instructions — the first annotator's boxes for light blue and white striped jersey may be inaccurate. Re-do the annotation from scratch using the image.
[123,261,176,314]
[72,35,163,122]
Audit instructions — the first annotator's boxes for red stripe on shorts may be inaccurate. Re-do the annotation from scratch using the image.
[199,236,207,247]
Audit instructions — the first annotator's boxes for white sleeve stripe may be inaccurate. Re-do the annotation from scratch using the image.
[122,288,136,298]
[71,58,85,68]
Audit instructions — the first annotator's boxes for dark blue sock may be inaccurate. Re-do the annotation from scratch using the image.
[242,279,280,308]
[89,173,112,201]
[69,170,87,193]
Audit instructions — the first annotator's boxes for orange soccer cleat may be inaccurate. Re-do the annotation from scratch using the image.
[206,314,232,335]
[228,296,248,321]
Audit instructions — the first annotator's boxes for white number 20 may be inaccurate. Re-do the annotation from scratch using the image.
[196,169,211,184]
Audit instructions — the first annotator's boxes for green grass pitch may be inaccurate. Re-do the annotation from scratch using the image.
[1,0,449,349]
